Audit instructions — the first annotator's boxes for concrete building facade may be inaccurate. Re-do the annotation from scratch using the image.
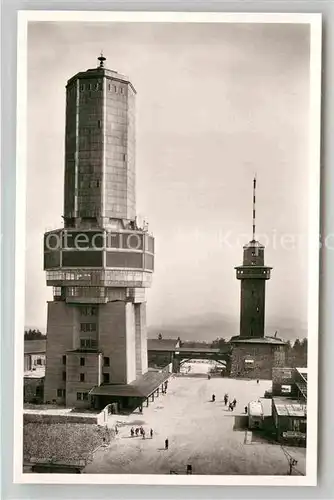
[43,56,154,407]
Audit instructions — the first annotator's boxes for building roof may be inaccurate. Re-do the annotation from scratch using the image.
[296,367,308,381]
[24,340,47,354]
[90,370,170,399]
[147,338,180,351]
[273,397,307,417]
[24,367,45,379]
[230,336,286,345]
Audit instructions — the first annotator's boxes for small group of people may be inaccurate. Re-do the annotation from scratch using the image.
[211,393,236,410]
[130,426,154,439]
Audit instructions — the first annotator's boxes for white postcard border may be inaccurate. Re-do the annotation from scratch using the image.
[14,10,322,486]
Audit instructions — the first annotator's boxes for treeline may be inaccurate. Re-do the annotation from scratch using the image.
[24,329,46,341]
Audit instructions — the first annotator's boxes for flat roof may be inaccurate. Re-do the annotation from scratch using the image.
[147,339,179,351]
[24,340,47,354]
[24,367,45,379]
[230,336,286,345]
[90,370,170,399]
[273,397,307,418]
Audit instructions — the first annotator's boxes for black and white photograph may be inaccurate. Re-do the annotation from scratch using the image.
[15,11,321,485]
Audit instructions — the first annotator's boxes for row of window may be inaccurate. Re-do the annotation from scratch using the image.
[77,392,89,401]
[78,82,125,94]
[80,322,97,332]
[59,372,110,383]
[62,355,110,366]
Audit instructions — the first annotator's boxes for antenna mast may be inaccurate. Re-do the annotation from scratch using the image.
[252,176,256,241]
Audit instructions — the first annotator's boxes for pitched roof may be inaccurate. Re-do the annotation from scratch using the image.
[147,338,179,351]
[90,370,170,398]
[24,340,47,354]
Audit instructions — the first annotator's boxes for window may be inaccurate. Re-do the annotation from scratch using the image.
[80,306,98,317]
[80,338,98,349]
[281,385,292,394]
[57,389,65,398]
[120,87,124,94]
[80,323,97,332]
[108,83,111,91]
[80,373,85,382]
[104,357,110,367]
[98,120,101,128]
[36,358,42,365]
[113,85,117,93]
[77,392,82,400]
[62,355,66,365]
[103,373,110,383]
[62,371,66,381]
[80,357,85,366]
[83,393,89,401]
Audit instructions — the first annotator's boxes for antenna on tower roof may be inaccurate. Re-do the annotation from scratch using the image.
[98,51,106,68]
[252,175,257,241]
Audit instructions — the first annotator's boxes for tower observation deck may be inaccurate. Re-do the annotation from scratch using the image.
[43,57,155,407]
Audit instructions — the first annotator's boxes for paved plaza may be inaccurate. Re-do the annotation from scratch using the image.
[84,364,306,476]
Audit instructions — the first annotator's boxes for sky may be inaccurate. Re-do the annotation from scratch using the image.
[25,21,311,336]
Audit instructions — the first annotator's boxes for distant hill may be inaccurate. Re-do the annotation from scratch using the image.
[148,313,307,343]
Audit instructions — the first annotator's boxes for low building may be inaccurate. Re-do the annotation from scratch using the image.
[272,366,307,401]
[24,368,45,403]
[24,340,46,371]
[147,338,181,369]
[229,336,286,379]
[272,397,307,445]
[271,366,307,446]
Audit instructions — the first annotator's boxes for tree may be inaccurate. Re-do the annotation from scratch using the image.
[24,329,46,340]
[211,337,227,350]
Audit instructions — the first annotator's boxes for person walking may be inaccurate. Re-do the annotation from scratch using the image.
[115,425,119,436]
[229,402,234,411]
[135,427,139,437]
[245,406,248,414]
[232,398,237,408]
[212,394,216,402]
[224,394,228,406]
[165,438,169,450]
[142,429,146,440]
[257,379,259,384]
[150,428,153,439]
[130,427,134,437]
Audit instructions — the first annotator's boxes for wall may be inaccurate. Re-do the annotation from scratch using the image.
[99,300,136,384]
[134,302,148,376]
[24,378,44,403]
[66,352,102,408]
[230,343,284,379]
[44,302,77,404]
[23,411,105,426]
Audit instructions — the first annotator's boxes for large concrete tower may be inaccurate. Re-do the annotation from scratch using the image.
[235,178,272,337]
[43,56,155,408]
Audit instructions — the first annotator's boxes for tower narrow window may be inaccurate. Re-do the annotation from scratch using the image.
[80,373,85,382]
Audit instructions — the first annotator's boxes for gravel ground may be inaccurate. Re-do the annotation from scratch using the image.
[84,364,306,476]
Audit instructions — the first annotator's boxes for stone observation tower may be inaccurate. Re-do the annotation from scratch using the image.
[235,177,272,338]
[43,56,155,408]
[230,177,286,379]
